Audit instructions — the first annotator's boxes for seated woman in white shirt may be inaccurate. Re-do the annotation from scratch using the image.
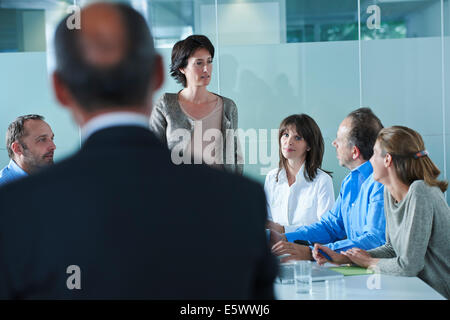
[265,114,335,233]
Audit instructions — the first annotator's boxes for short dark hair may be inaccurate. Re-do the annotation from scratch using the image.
[53,3,156,111]
[277,114,332,182]
[6,114,44,159]
[346,107,383,160]
[170,35,215,87]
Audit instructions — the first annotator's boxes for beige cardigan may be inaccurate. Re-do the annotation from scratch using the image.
[150,92,243,175]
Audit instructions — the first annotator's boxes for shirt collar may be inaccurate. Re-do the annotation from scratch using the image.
[81,112,150,143]
[8,159,28,177]
[351,160,373,179]
[296,163,305,178]
[278,163,305,183]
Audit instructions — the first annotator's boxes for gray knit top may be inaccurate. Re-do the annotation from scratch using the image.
[368,180,450,299]
[150,92,243,175]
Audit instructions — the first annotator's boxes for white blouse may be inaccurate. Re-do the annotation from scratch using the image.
[264,165,335,233]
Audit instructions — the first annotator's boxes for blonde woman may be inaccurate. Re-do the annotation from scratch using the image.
[342,126,450,299]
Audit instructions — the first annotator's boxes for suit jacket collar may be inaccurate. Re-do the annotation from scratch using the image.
[81,112,150,143]
[81,125,164,151]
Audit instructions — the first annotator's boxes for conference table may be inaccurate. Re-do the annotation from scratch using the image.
[274,265,445,300]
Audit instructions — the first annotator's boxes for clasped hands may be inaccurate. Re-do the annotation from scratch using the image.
[269,229,378,268]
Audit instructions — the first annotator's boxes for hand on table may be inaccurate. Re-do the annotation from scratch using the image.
[312,243,352,266]
[341,248,379,269]
[271,241,312,263]
[268,229,286,247]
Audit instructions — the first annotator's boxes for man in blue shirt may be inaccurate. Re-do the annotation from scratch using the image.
[0,114,56,186]
[270,108,386,264]
[0,159,28,186]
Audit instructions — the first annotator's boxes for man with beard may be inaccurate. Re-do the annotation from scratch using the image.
[0,114,56,186]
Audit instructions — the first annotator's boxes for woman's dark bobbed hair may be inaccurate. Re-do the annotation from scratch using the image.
[170,35,215,87]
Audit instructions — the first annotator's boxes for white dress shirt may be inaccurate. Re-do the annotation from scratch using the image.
[81,111,150,142]
[264,165,335,233]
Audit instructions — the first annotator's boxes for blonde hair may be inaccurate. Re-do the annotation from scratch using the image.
[377,126,448,193]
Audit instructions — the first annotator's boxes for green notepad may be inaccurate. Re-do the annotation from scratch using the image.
[329,266,374,276]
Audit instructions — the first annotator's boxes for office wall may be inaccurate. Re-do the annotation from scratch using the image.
[0,52,80,167]
[217,41,360,189]
[0,9,46,52]
[22,10,46,52]
[198,1,284,45]
[362,37,447,205]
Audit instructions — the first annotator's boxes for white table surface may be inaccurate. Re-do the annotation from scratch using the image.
[275,273,445,300]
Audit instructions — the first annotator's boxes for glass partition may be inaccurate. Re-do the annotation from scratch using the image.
[360,0,447,203]
[152,0,219,104]
[217,0,360,187]
[360,0,445,174]
[0,0,79,167]
[0,0,448,202]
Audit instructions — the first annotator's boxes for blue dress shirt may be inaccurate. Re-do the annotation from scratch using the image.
[0,160,28,186]
[285,161,386,253]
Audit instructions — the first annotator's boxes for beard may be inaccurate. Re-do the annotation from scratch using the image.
[22,150,54,172]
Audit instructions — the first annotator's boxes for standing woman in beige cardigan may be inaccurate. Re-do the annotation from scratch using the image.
[150,35,243,175]
[338,126,450,299]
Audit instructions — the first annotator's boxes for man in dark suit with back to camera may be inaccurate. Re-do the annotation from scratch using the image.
[0,2,276,299]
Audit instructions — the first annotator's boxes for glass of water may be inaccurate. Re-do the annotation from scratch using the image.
[277,262,295,284]
[294,261,312,294]
[325,278,347,300]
